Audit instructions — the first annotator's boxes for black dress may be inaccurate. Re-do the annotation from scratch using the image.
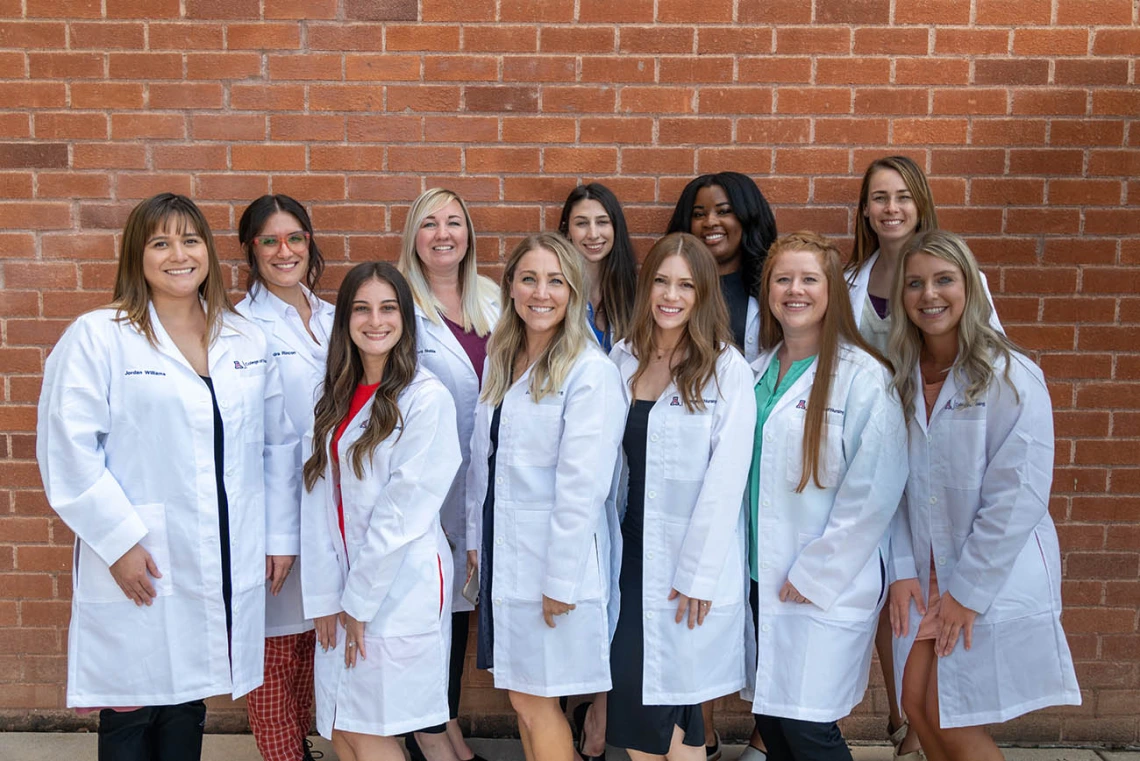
[200,375,233,637]
[475,405,502,671]
[606,399,704,754]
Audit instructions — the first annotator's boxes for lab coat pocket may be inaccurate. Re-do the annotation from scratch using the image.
[510,403,562,468]
[76,503,173,604]
[826,547,885,622]
[711,528,745,606]
[937,417,985,489]
[785,423,843,490]
[982,530,1052,624]
[234,373,268,444]
[670,414,712,481]
[513,509,552,601]
[371,545,441,636]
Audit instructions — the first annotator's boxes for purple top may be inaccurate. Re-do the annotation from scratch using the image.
[444,315,489,385]
[869,293,890,320]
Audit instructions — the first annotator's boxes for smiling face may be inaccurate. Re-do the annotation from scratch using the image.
[414,198,469,277]
[349,277,403,379]
[902,251,966,343]
[566,198,613,264]
[510,247,570,341]
[650,253,696,336]
[768,248,829,342]
[142,215,210,304]
[252,211,310,292]
[690,184,743,273]
[864,168,919,249]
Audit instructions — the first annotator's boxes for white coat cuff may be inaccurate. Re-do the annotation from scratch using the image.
[945,574,990,616]
[266,533,301,556]
[542,576,576,606]
[340,588,378,624]
[890,556,918,584]
[92,511,149,567]
[786,564,839,613]
[303,593,343,621]
[671,570,715,602]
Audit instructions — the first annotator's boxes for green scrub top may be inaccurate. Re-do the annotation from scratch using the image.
[747,354,816,581]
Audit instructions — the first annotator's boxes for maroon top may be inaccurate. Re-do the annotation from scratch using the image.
[869,293,890,320]
[443,316,490,385]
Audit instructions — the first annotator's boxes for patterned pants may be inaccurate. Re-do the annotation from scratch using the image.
[247,631,316,761]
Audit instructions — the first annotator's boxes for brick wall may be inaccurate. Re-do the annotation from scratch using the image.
[1,0,1137,744]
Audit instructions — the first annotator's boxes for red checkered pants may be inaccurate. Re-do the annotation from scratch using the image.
[247,631,316,761]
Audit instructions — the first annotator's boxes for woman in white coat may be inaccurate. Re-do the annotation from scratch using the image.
[235,194,335,761]
[300,262,461,761]
[886,231,1080,761]
[397,188,499,761]
[607,232,755,761]
[465,233,625,761]
[746,232,908,761]
[36,193,299,761]
[846,156,1001,760]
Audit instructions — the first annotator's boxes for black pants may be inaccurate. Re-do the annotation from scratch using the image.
[98,701,207,761]
[752,714,852,761]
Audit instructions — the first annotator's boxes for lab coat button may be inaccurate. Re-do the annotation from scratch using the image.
[762,499,770,507]
[495,537,503,547]
[494,597,502,605]
[747,335,755,344]
[929,496,937,505]
[496,476,504,485]
[646,551,654,560]
[938,556,946,566]
[650,434,659,443]
[761,624,770,633]
[220,400,230,410]
[760,561,770,570]
[645,611,654,620]
[648,490,656,499]
[764,434,773,443]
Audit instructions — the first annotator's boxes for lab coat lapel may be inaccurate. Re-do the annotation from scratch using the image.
[751,343,819,419]
[846,250,878,330]
[417,304,474,376]
[248,287,330,375]
[924,363,963,430]
[147,301,226,378]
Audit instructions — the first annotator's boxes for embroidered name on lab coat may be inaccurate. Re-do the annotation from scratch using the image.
[273,350,297,358]
[943,399,986,411]
[124,369,166,376]
[418,348,437,355]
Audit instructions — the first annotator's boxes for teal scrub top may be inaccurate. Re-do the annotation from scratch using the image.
[747,354,816,581]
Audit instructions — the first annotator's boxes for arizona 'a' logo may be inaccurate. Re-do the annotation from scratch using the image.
[234,360,245,370]
[670,396,682,406]
[796,399,807,410]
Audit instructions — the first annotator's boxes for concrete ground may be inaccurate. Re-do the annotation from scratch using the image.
[0,734,1135,761]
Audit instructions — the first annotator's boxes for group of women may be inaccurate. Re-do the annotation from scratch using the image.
[37,156,1081,761]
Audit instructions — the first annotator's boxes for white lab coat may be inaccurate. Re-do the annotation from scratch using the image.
[236,285,335,637]
[465,347,625,697]
[846,250,1003,334]
[36,306,299,707]
[302,369,461,738]
[890,352,1081,728]
[610,341,755,705]
[743,296,760,362]
[411,292,500,613]
[744,342,908,722]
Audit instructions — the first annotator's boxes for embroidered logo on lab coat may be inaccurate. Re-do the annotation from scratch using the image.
[796,399,807,410]
[233,358,267,370]
[944,399,986,411]
[670,396,682,406]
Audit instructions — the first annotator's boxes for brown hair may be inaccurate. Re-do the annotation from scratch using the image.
[112,193,235,346]
[303,262,419,490]
[627,232,732,412]
[849,155,939,274]
[760,231,890,492]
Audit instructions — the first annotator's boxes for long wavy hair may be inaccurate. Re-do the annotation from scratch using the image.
[238,194,325,295]
[888,230,1023,422]
[303,263,419,490]
[848,155,939,275]
[481,233,590,406]
[557,182,637,343]
[666,171,778,297]
[112,193,235,346]
[627,233,732,412]
[398,187,498,337]
[760,231,889,492]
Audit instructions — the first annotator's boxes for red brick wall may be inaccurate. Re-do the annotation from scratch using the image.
[1,0,1137,744]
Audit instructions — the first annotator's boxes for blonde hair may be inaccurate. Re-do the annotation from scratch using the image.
[761,231,889,493]
[481,233,590,406]
[398,187,498,337]
[627,233,732,413]
[888,230,1023,422]
[112,193,236,347]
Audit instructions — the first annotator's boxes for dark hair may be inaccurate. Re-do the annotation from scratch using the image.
[238,194,325,293]
[557,182,637,342]
[666,171,778,298]
[303,262,418,489]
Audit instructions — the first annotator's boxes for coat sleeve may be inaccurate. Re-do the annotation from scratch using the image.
[465,401,490,557]
[340,383,461,623]
[262,349,301,556]
[671,353,757,601]
[945,363,1054,615]
[787,363,909,612]
[888,492,917,584]
[300,433,345,620]
[36,317,148,566]
[543,356,625,605]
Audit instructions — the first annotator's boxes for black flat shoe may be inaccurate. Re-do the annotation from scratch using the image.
[303,737,324,761]
[572,701,606,761]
